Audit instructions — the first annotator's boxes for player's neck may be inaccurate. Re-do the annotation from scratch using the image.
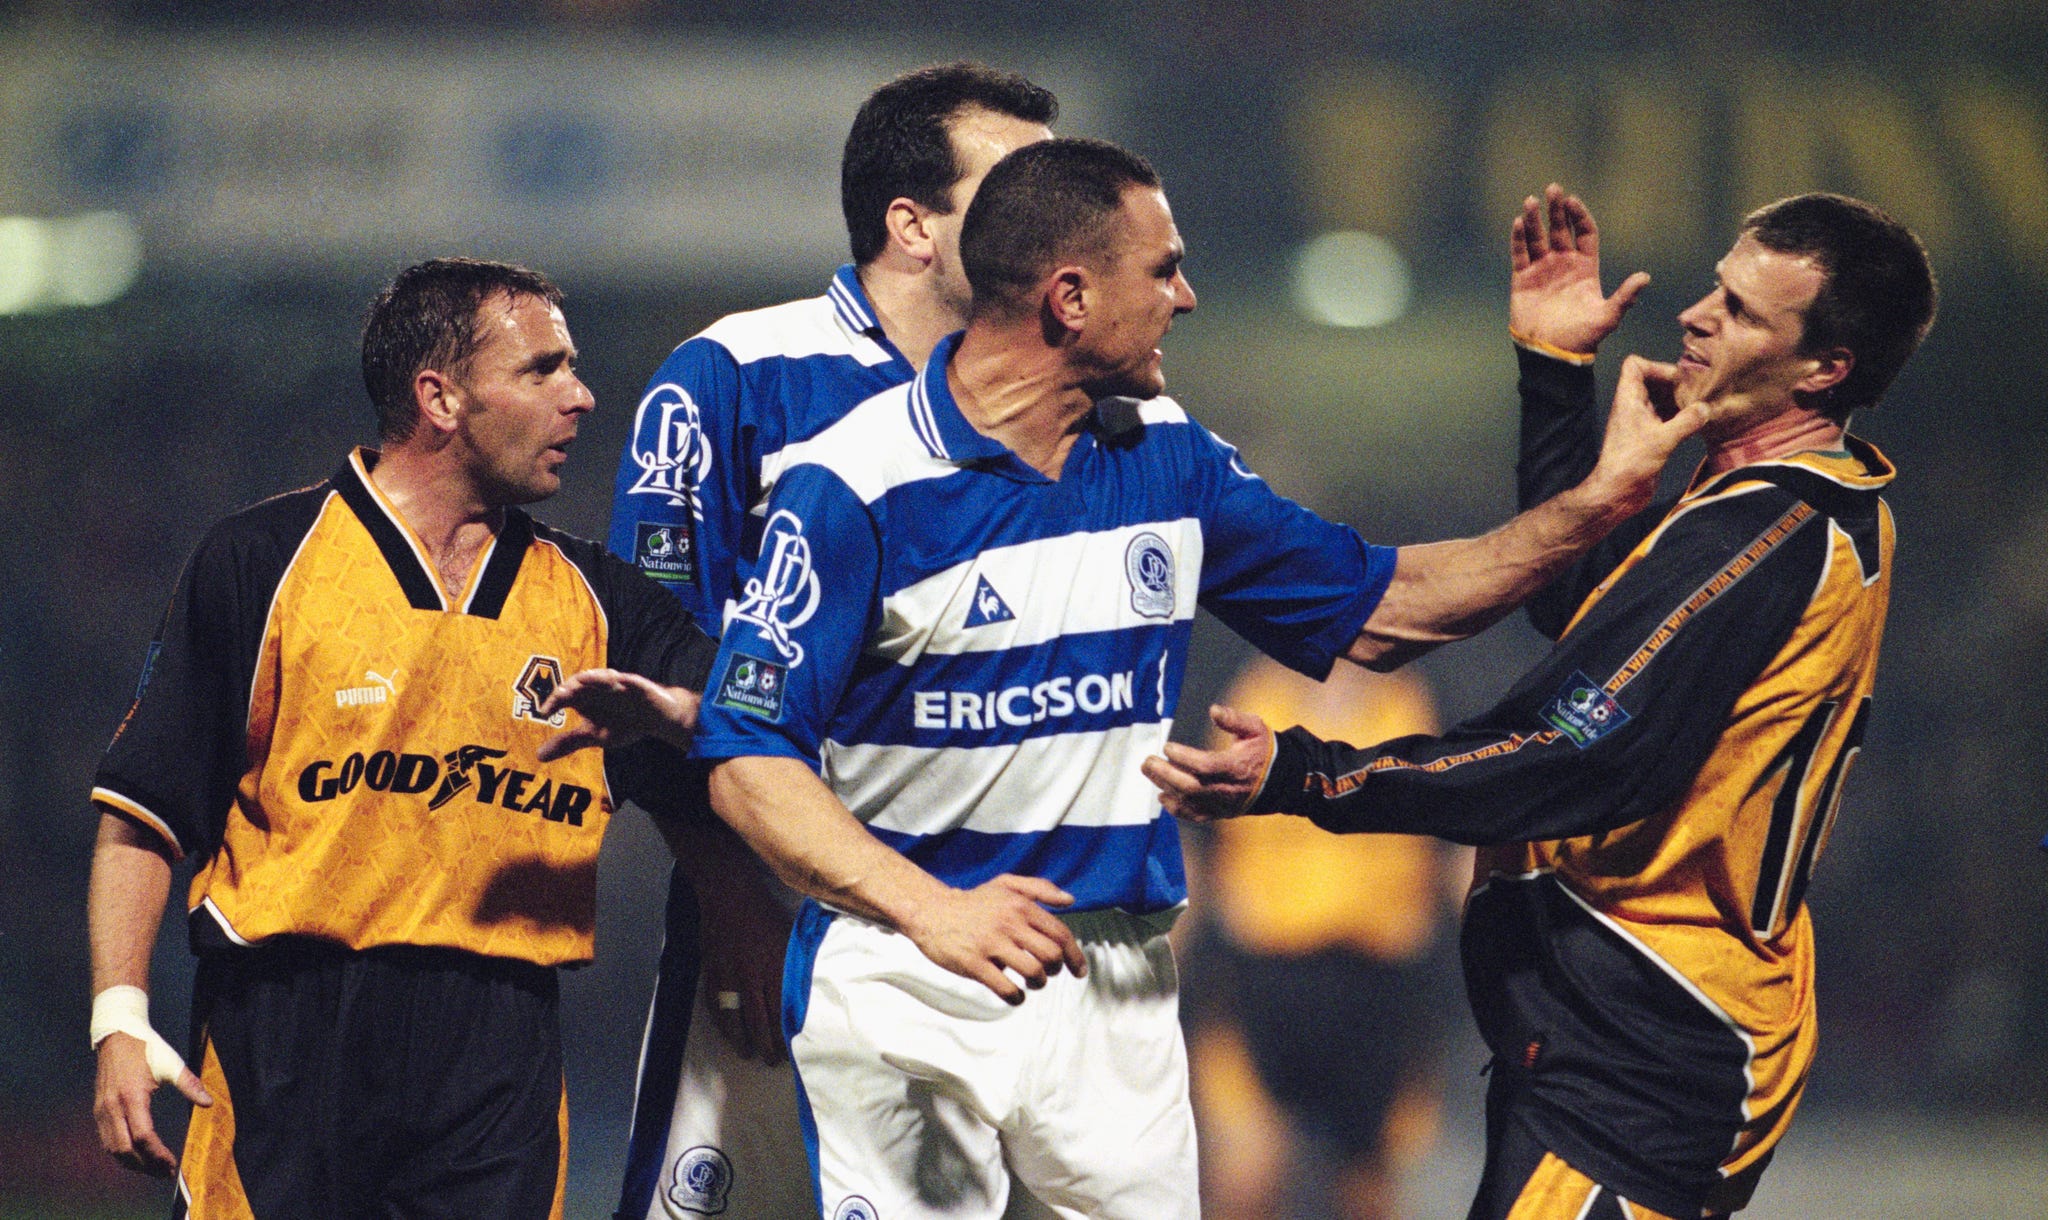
[858,260,964,370]
[949,324,1093,480]
[1702,406,1845,476]
[368,444,505,596]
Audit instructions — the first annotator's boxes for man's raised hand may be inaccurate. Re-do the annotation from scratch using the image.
[1510,183,1651,357]
[1140,704,1276,823]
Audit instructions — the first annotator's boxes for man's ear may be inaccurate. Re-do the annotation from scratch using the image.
[413,369,463,436]
[1798,347,1854,397]
[1041,264,1090,336]
[882,196,941,267]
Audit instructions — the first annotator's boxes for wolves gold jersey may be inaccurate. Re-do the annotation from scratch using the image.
[93,450,716,967]
[1247,351,1893,1218]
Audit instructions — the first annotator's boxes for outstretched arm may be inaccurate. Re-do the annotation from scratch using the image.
[1348,356,1699,669]
[536,668,699,758]
[89,811,212,1177]
[1151,477,1828,845]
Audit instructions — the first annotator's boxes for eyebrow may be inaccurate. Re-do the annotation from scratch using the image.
[520,348,575,376]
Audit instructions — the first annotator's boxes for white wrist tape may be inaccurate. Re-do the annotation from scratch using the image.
[90,985,190,1084]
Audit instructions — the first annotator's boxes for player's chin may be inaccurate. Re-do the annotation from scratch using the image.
[503,468,562,506]
[1109,364,1166,401]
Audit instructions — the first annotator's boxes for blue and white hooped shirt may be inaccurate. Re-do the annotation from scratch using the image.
[605,265,915,627]
[695,332,1396,915]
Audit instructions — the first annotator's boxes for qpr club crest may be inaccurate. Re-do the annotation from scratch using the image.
[731,509,822,666]
[628,383,715,515]
[832,1197,879,1220]
[1124,531,1176,619]
[666,1145,733,1216]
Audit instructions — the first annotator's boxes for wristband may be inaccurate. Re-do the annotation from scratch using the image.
[90,984,191,1084]
[1508,328,1598,367]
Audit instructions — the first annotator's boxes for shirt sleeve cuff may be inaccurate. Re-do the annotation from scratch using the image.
[690,736,823,773]
[1250,727,1313,816]
[90,789,187,861]
[1510,329,1598,366]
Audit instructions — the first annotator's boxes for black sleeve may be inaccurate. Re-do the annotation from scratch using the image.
[1516,346,1672,638]
[1253,485,1827,845]
[92,492,318,858]
[605,741,715,828]
[543,529,722,824]
[546,525,721,693]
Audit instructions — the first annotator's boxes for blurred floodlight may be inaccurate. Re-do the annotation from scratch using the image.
[55,212,144,307]
[0,211,143,315]
[0,217,53,314]
[1291,230,1411,329]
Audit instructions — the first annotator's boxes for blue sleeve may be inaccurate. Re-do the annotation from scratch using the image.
[606,337,752,627]
[1192,423,1396,680]
[693,464,880,767]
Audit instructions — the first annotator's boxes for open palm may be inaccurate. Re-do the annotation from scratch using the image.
[1509,184,1649,356]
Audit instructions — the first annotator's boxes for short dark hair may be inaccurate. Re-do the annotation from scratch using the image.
[841,62,1058,266]
[1740,193,1938,419]
[960,137,1162,322]
[361,257,565,442]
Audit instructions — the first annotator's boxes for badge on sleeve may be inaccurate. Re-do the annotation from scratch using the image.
[635,518,698,586]
[1541,671,1630,748]
[714,653,788,722]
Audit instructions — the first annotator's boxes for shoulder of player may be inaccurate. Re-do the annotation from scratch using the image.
[772,383,949,506]
[523,515,642,593]
[692,293,880,366]
[1681,444,1891,555]
[1637,477,1840,588]
[187,479,333,572]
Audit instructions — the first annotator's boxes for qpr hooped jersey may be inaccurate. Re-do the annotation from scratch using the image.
[694,333,1395,914]
[92,450,717,967]
[607,266,915,624]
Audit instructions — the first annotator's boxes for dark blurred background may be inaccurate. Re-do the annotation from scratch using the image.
[3,1,2044,1216]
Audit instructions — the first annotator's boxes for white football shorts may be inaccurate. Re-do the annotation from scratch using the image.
[788,904,1198,1220]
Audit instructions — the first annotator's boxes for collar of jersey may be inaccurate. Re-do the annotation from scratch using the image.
[334,448,534,617]
[828,264,915,373]
[1689,433,1895,500]
[908,331,1040,472]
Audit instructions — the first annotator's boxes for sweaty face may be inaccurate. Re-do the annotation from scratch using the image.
[1078,186,1197,401]
[928,108,1053,321]
[1673,234,1832,437]
[450,293,594,506]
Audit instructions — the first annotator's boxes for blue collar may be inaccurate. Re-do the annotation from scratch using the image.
[828,264,917,376]
[907,331,1018,465]
[827,265,882,335]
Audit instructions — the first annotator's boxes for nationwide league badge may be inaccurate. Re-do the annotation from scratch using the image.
[1540,671,1631,748]
[714,653,788,722]
[636,518,698,586]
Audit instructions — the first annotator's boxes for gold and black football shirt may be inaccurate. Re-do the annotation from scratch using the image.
[93,449,717,967]
[1247,350,1894,1218]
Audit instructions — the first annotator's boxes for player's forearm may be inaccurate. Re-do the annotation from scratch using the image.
[88,811,175,995]
[707,756,955,932]
[1348,480,1634,670]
